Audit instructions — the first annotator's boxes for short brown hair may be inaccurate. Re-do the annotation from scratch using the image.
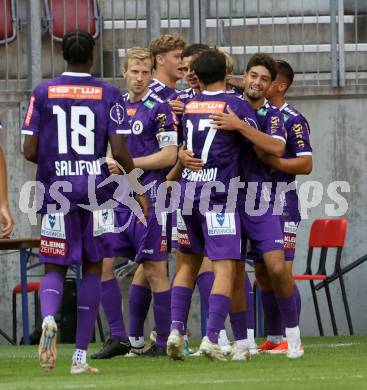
[246,53,277,81]
[149,34,186,67]
[123,47,153,71]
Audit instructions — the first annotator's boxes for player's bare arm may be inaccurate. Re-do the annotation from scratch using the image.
[257,152,313,175]
[0,146,14,238]
[23,135,39,163]
[168,98,185,115]
[210,106,285,156]
[178,142,203,172]
[133,145,177,170]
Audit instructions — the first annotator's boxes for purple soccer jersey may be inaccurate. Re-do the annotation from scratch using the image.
[180,90,258,206]
[149,78,180,101]
[119,89,178,205]
[240,99,287,208]
[275,102,313,221]
[21,72,130,213]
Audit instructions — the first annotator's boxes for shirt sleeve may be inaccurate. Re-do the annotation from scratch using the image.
[152,102,178,148]
[107,88,131,135]
[286,115,313,156]
[266,110,287,144]
[21,85,43,137]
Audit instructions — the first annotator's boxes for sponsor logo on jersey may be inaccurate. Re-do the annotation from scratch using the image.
[144,99,156,110]
[270,115,280,134]
[177,231,191,247]
[25,95,35,126]
[142,248,154,254]
[41,213,66,239]
[284,221,299,234]
[110,102,125,125]
[93,209,115,236]
[160,237,167,252]
[256,107,268,117]
[185,101,226,114]
[40,238,67,257]
[292,123,305,148]
[48,85,103,100]
[127,108,137,117]
[206,212,236,236]
[132,120,144,135]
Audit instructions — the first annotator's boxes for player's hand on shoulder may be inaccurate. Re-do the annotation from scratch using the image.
[169,98,185,115]
[106,156,122,175]
[178,143,203,172]
[210,105,242,131]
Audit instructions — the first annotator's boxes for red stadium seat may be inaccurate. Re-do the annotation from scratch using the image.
[44,0,100,42]
[0,0,17,44]
[293,218,352,336]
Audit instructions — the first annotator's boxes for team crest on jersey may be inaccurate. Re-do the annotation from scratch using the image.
[110,103,125,125]
[144,99,156,110]
[132,120,144,135]
[257,107,268,117]
[206,212,236,236]
[93,209,115,236]
[41,213,66,239]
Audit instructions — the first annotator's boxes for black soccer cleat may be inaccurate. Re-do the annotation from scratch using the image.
[141,343,167,357]
[91,337,131,359]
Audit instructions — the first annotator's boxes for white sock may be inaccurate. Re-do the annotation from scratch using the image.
[286,326,300,339]
[267,335,283,344]
[247,328,255,344]
[42,315,55,329]
[218,329,229,346]
[184,334,189,342]
[73,349,87,365]
[236,339,248,347]
[129,336,145,348]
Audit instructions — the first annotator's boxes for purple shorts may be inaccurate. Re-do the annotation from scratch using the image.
[281,220,299,261]
[177,209,242,261]
[240,208,284,263]
[39,209,116,266]
[109,208,168,263]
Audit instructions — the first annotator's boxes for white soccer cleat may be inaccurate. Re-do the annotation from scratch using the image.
[189,349,203,357]
[70,362,99,375]
[247,340,259,355]
[220,342,233,356]
[286,327,304,359]
[231,343,251,361]
[38,317,58,370]
[125,346,145,357]
[167,329,185,361]
[199,336,227,361]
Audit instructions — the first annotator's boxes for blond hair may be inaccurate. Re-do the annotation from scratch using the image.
[218,48,235,74]
[149,34,186,68]
[123,47,153,71]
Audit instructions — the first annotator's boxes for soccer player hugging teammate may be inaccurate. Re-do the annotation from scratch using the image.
[211,53,304,359]
[255,60,312,354]
[149,34,186,101]
[22,31,149,373]
[99,47,178,358]
[167,49,258,361]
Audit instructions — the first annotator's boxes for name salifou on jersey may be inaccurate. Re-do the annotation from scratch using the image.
[55,160,102,176]
[182,167,218,182]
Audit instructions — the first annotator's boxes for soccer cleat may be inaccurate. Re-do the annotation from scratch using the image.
[91,337,131,359]
[167,330,184,360]
[38,318,58,370]
[183,339,192,356]
[267,340,288,355]
[149,330,157,343]
[286,327,304,359]
[70,362,99,375]
[125,346,145,357]
[189,349,203,357]
[199,337,227,361]
[141,343,167,357]
[231,343,251,361]
[220,342,233,356]
[258,340,281,353]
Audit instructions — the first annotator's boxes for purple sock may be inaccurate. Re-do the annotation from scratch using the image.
[75,274,101,351]
[40,272,64,318]
[229,311,247,341]
[294,284,301,322]
[170,286,193,335]
[276,291,299,329]
[153,290,171,348]
[261,290,283,336]
[101,278,127,341]
[196,272,214,320]
[245,272,255,329]
[206,294,231,344]
[128,284,152,338]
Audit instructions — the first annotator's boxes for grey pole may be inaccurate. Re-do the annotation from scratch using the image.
[27,0,42,90]
[337,0,345,87]
[189,0,207,44]
[330,0,338,87]
[146,0,161,44]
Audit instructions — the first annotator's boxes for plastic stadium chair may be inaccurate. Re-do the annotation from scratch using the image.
[293,218,352,336]
[0,0,18,44]
[44,0,100,42]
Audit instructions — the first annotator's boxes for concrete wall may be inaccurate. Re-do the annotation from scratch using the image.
[0,91,366,343]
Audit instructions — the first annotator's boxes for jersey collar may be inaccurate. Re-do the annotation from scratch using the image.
[279,102,288,112]
[202,90,226,95]
[62,72,92,77]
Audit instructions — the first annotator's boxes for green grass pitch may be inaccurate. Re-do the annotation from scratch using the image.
[0,336,366,390]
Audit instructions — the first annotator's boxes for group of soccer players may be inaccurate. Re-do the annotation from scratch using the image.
[20,29,312,374]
